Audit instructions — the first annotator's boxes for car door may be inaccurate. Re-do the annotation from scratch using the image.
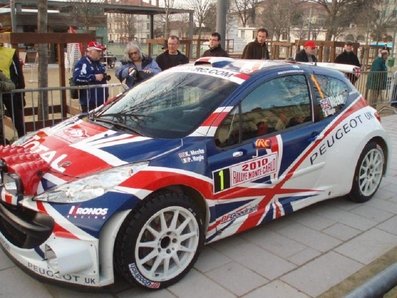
[207,72,328,241]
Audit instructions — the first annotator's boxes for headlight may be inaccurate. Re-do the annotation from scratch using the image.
[34,162,148,203]
[3,173,23,201]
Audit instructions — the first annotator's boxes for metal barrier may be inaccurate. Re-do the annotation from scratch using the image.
[0,83,124,145]
[1,71,397,145]
[355,70,397,114]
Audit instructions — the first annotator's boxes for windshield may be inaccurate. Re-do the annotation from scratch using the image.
[95,69,238,138]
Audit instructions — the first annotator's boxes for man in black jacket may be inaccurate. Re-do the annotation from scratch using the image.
[295,40,317,62]
[202,32,229,57]
[156,36,189,70]
[334,41,361,84]
[241,28,270,60]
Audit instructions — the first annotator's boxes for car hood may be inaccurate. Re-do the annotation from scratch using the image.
[17,117,183,181]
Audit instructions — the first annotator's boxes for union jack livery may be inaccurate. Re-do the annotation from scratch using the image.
[0,58,390,289]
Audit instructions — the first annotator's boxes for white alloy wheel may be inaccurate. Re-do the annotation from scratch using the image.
[135,206,199,281]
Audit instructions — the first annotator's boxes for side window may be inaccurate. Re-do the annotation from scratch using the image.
[311,74,350,118]
[215,75,312,147]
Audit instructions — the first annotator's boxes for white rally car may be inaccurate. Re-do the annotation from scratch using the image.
[0,58,390,289]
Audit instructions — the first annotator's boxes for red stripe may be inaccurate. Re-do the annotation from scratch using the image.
[120,170,214,199]
[237,98,366,232]
[202,111,229,127]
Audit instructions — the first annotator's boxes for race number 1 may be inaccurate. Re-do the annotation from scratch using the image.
[213,168,231,192]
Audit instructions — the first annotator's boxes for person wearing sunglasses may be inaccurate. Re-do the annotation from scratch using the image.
[295,40,318,62]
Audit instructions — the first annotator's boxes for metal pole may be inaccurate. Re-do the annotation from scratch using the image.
[345,263,397,298]
[216,0,227,49]
[10,0,17,32]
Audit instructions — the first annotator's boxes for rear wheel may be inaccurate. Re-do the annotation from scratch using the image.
[114,192,204,289]
[348,141,384,203]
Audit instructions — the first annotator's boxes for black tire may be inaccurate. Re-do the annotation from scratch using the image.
[348,141,385,203]
[114,191,205,289]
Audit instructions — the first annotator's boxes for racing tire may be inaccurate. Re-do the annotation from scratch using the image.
[114,191,205,289]
[348,141,385,203]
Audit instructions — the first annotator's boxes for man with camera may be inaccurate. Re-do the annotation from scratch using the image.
[73,41,110,113]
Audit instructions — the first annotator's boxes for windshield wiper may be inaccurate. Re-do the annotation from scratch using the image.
[92,117,142,135]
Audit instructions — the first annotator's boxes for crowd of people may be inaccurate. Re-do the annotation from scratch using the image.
[0,28,394,145]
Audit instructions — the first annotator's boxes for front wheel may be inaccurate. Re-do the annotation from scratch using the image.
[114,192,204,289]
[348,141,385,203]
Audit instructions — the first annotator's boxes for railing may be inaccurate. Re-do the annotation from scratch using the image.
[355,71,397,114]
[1,71,396,145]
[0,83,124,145]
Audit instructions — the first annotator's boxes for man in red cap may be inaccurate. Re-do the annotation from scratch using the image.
[73,41,109,112]
[295,40,317,62]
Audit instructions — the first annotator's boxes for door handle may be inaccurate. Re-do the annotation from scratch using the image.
[232,151,244,158]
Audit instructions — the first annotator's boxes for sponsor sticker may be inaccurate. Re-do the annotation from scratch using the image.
[213,153,278,193]
[67,205,108,219]
[178,148,205,164]
[128,263,160,289]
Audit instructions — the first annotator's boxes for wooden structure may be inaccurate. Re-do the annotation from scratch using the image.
[0,32,94,120]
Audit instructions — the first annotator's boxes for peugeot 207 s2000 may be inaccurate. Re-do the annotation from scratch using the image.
[0,58,390,289]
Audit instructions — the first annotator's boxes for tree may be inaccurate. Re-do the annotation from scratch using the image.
[355,0,397,44]
[310,0,378,41]
[203,2,217,32]
[232,0,259,27]
[259,0,305,41]
[163,0,176,38]
[187,0,213,40]
[68,0,106,32]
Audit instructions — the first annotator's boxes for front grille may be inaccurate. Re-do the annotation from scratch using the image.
[0,202,54,248]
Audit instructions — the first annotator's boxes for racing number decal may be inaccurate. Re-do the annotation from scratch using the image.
[214,168,231,192]
[213,153,278,193]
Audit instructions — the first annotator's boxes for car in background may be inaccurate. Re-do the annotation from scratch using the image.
[0,57,390,289]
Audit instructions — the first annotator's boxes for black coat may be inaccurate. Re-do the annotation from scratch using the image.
[202,46,229,57]
[156,50,189,70]
[295,49,317,62]
[241,40,270,59]
[334,51,360,67]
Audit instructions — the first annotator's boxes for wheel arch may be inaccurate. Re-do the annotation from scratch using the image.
[145,185,210,233]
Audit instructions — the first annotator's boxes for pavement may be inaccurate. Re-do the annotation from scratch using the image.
[0,112,397,297]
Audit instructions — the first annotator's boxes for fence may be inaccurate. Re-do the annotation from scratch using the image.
[355,71,397,113]
[1,71,396,145]
[0,83,124,145]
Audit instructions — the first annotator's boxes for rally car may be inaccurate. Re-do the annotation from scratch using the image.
[0,57,390,289]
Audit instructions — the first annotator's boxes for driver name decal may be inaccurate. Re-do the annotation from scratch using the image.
[213,153,277,193]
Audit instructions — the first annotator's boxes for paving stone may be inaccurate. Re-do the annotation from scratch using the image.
[364,198,397,214]
[194,245,231,273]
[242,280,310,298]
[288,209,336,231]
[335,228,397,264]
[348,204,395,223]
[167,269,235,298]
[314,206,377,231]
[206,262,268,296]
[276,222,341,252]
[281,251,362,297]
[242,229,307,258]
[0,267,52,298]
[322,223,362,241]
[0,249,15,270]
[211,237,296,280]
[377,216,397,236]
[287,247,322,266]
[117,287,176,298]
[45,284,116,298]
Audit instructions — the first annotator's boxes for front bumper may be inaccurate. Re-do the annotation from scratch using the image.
[0,200,104,287]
